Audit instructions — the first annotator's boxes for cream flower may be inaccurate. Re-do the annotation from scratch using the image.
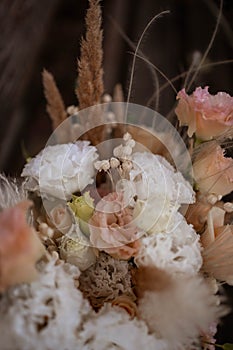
[193,142,233,196]
[0,200,45,292]
[89,192,140,260]
[175,87,233,140]
[21,141,98,200]
[59,229,96,271]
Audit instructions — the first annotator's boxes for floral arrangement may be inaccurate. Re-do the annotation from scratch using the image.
[0,1,233,350]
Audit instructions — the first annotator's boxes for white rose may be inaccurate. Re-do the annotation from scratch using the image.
[60,230,96,271]
[21,141,98,200]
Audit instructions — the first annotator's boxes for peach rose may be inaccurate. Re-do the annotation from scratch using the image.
[193,142,233,196]
[89,192,140,260]
[175,87,233,140]
[0,200,45,292]
[47,203,73,235]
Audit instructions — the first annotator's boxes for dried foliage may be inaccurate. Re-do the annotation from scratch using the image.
[76,0,104,109]
[133,266,172,298]
[42,69,67,131]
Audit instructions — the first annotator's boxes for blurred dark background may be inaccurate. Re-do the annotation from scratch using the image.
[0,0,233,344]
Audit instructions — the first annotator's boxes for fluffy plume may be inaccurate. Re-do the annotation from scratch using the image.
[42,69,70,142]
[0,174,28,210]
[76,0,104,110]
[135,266,225,348]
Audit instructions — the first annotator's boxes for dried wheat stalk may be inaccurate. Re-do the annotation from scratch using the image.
[76,0,104,110]
[42,69,67,130]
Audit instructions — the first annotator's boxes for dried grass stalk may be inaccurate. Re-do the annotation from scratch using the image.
[113,84,124,103]
[43,69,71,143]
[42,69,67,130]
[76,0,104,110]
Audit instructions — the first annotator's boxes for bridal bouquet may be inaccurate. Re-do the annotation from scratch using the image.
[0,1,233,349]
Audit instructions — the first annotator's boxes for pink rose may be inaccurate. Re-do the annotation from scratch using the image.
[89,192,140,260]
[175,87,233,140]
[193,142,233,196]
[0,201,45,292]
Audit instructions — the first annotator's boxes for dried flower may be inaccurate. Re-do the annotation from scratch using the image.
[0,201,45,292]
[21,141,98,200]
[79,252,134,309]
[89,192,140,259]
[94,159,110,172]
[109,157,120,169]
[175,87,233,140]
[193,142,233,196]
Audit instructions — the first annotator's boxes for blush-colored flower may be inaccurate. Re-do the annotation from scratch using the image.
[175,87,233,140]
[47,203,73,235]
[0,200,45,292]
[89,192,140,260]
[193,142,233,196]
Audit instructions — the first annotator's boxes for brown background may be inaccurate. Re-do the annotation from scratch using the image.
[0,0,233,343]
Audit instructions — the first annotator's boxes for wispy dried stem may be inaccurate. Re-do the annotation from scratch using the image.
[42,69,67,130]
[113,84,124,103]
[76,0,104,110]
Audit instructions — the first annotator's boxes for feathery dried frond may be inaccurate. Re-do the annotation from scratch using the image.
[42,69,67,130]
[202,225,233,284]
[76,0,104,110]
[0,174,28,210]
